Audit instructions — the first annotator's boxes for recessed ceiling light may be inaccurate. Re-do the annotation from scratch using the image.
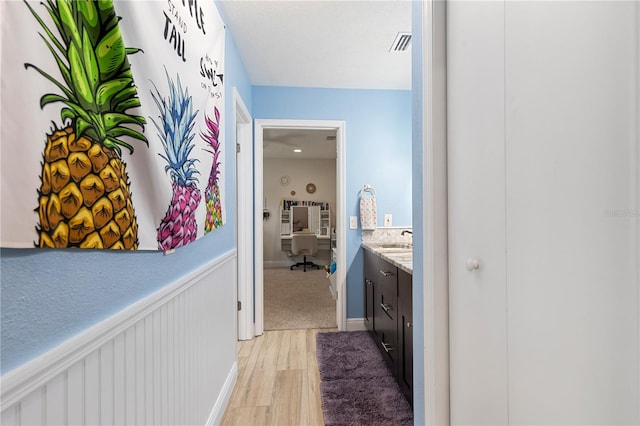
[293,149,302,153]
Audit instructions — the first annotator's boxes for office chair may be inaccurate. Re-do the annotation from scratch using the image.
[290,232,320,272]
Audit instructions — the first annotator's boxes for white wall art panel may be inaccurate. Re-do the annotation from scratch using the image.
[0,0,226,250]
[0,251,238,426]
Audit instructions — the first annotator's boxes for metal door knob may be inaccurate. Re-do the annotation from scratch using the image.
[466,258,480,271]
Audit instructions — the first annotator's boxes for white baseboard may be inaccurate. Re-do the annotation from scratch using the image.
[346,318,367,331]
[207,361,238,426]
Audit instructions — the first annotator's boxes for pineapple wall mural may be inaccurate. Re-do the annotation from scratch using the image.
[202,107,223,232]
[0,0,226,250]
[151,73,202,250]
[25,0,148,249]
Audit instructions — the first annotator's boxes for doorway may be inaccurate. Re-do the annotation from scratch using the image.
[254,119,347,335]
[262,128,337,330]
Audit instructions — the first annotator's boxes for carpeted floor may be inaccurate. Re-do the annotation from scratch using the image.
[263,267,337,330]
[316,331,414,426]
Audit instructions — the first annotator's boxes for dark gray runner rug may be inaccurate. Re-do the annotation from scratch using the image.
[316,331,413,426]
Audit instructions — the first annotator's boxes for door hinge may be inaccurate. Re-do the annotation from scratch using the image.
[236,143,241,153]
[237,301,242,311]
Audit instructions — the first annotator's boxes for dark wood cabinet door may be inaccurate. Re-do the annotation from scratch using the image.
[398,269,413,406]
[365,278,375,332]
[363,249,378,333]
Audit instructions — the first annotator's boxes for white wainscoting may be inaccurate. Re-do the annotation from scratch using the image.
[1,250,238,426]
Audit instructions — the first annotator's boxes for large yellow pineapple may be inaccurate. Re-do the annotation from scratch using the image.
[25,0,147,249]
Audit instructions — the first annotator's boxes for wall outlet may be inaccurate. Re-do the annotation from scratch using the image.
[350,216,358,229]
[384,214,393,227]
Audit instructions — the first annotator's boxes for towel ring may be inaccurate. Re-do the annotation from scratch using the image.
[359,185,376,197]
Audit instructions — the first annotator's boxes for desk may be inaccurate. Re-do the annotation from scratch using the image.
[281,234,331,252]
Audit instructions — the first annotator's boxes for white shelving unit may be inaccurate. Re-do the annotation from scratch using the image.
[280,210,291,235]
[320,210,330,236]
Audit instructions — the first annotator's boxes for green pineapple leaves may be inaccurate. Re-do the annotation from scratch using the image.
[24,0,148,155]
[96,25,126,81]
[69,39,95,108]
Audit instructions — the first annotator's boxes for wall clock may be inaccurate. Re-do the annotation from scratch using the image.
[306,183,316,194]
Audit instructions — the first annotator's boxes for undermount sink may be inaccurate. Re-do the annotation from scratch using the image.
[390,253,413,261]
[369,243,412,251]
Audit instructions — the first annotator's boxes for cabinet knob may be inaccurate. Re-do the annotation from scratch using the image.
[466,258,480,271]
[406,322,412,328]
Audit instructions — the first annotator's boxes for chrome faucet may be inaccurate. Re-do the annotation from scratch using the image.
[401,230,413,236]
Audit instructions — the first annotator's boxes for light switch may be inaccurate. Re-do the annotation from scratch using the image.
[384,214,392,227]
[350,216,358,229]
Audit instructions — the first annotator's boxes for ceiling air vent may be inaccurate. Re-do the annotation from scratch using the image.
[390,32,412,52]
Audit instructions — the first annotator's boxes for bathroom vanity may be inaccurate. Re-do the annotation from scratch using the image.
[362,242,413,406]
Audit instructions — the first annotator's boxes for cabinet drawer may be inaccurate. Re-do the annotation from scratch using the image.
[376,308,398,372]
[377,259,397,321]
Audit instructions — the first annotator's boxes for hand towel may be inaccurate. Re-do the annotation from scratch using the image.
[359,186,377,230]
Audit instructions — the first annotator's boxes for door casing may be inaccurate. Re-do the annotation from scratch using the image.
[234,88,254,341]
[254,119,347,335]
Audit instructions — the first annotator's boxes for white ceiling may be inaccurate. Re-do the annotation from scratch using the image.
[219,0,411,159]
[217,0,412,90]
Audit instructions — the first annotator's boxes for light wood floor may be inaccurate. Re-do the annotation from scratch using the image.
[221,328,337,426]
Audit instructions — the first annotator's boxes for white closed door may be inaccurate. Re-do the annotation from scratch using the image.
[448,1,640,424]
[447,2,509,425]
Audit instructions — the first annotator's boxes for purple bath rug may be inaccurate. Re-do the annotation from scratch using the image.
[320,377,413,426]
[316,331,392,381]
[316,331,413,425]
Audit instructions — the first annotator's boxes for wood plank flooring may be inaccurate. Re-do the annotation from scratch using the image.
[221,329,336,426]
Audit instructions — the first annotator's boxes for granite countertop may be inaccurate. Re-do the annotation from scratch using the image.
[362,242,413,274]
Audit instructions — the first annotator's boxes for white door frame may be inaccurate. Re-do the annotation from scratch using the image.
[254,119,347,335]
[233,88,254,341]
[421,1,449,425]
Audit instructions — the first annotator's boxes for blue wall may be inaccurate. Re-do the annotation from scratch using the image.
[0,28,252,375]
[252,86,412,318]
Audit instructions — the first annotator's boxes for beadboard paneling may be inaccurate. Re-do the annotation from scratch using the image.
[1,251,237,426]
